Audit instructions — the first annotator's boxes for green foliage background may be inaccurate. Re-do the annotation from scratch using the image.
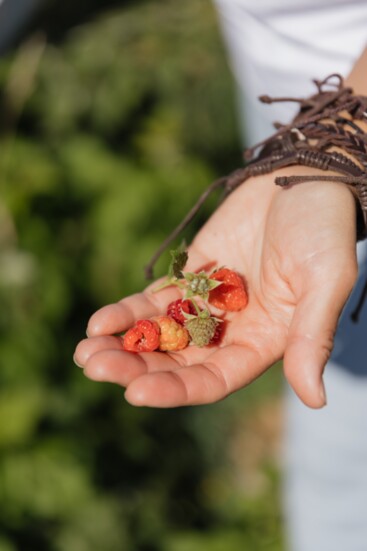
[0,1,284,550]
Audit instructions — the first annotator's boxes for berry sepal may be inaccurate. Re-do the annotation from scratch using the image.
[183,271,222,301]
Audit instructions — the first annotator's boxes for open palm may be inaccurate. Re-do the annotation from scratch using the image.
[74,166,358,408]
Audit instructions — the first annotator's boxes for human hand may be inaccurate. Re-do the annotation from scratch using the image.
[74,165,358,409]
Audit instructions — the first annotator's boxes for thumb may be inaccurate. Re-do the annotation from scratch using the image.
[283,259,358,409]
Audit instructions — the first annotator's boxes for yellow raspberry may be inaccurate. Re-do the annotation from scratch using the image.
[151,316,190,352]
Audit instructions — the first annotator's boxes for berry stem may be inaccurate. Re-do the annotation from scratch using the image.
[152,278,186,293]
[190,298,202,316]
[189,298,201,315]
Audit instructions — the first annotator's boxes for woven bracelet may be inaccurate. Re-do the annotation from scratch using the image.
[240,73,367,239]
[145,74,367,320]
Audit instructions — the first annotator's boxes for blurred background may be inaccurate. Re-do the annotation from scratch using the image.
[0,1,284,549]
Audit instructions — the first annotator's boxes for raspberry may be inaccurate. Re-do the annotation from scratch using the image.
[208,268,248,312]
[167,299,196,325]
[123,319,160,353]
[209,320,224,345]
[151,315,190,352]
[185,311,219,347]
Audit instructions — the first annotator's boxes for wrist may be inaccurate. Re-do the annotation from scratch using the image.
[238,74,367,239]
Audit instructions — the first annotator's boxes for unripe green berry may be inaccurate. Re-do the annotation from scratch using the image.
[185,313,219,347]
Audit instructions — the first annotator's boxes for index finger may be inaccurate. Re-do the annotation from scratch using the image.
[86,286,183,337]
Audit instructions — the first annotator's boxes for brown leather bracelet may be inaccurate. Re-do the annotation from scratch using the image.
[237,74,367,239]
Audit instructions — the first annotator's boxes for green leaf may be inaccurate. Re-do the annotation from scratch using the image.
[168,242,188,280]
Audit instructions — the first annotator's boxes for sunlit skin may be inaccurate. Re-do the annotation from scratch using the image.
[74,47,367,410]
[74,166,357,409]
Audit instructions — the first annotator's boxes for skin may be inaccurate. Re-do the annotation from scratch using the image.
[74,47,367,409]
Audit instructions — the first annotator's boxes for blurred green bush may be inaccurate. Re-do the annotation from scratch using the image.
[0,1,284,550]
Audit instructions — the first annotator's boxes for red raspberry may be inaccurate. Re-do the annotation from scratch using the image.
[209,320,224,345]
[151,315,190,351]
[208,268,248,312]
[167,299,196,325]
[122,319,160,353]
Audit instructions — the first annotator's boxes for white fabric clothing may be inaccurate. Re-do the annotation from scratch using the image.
[212,2,367,550]
[284,240,367,551]
[214,0,367,143]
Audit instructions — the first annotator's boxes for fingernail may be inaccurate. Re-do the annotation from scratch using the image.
[319,380,327,406]
[73,354,83,368]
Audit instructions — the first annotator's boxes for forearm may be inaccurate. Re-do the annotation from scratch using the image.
[346,45,367,95]
[345,46,367,143]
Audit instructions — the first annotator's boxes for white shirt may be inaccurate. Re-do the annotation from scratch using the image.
[213,0,367,142]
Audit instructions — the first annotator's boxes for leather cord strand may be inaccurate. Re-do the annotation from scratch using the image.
[145,75,367,320]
